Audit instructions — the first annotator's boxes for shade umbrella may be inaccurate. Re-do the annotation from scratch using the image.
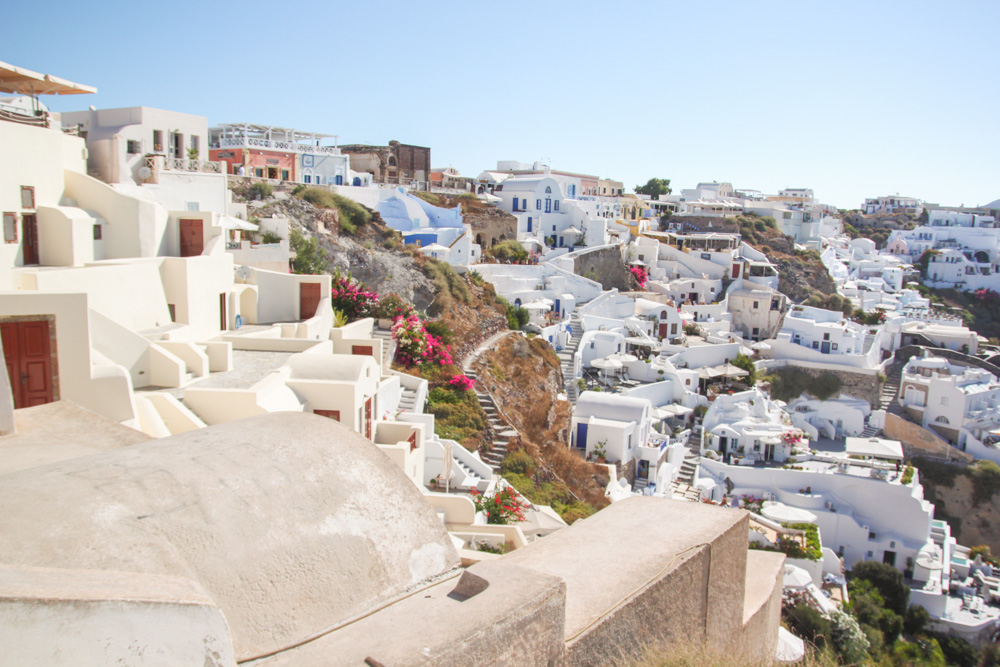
[783,565,813,590]
[751,341,772,351]
[562,226,583,236]
[612,353,638,363]
[761,501,817,524]
[591,358,623,371]
[591,357,623,381]
[776,627,805,664]
[441,440,454,492]
[720,363,750,378]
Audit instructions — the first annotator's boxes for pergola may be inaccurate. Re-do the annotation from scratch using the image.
[0,60,97,96]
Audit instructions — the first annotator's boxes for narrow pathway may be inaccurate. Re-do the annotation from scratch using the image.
[462,330,519,473]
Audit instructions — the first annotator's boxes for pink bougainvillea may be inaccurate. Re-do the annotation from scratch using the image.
[392,315,454,368]
[630,265,649,288]
[448,374,476,391]
[330,270,378,321]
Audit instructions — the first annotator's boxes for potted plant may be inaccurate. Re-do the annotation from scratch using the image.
[593,440,608,464]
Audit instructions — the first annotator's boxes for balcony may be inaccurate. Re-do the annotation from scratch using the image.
[212,136,341,156]
[143,155,222,183]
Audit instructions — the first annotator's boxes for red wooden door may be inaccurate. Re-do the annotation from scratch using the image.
[300,282,321,319]
[1,320,54,409]
[21,214,38,265]
[352,345,374,356]
[179,219,203,257]
[658,323,668,339]
[315,409,340,422]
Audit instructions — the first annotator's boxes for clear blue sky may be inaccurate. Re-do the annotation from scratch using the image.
[7,0,999,209]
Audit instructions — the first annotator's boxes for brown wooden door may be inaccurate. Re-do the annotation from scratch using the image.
[658,323,668,339]
[219,294,227,331]
[179,219,203,257]
[364,397,372,440]
[352,345,374,356]
[315,409,340,422]
[1,320,54,409]
[300,282,321,319]
[21,214,38,265]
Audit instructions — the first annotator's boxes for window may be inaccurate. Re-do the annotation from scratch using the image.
[823,333,830,341]
[940,396,949,406]
[3,212,16,243]
[752,327,759,336]
[255,168,264,177]
[935,416,950,424]
[832,343,838,350]
[590,342,595,349]
[281,170,290,181]
[20,186,35,209]
[868,531,877,541]
[304,175,312,184]
[812,341,819,349]
[753,301,759,309]
[536,199,541,210]
[771,299,780,310]
[554,200,559,211]
[190,135,199,152]
[152,129,163,152]
[93,224,102,240]
[126,140,141,154]
[185,202,199,212]
[545,186,552,193]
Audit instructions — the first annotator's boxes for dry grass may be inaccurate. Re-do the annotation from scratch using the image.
[629,640,837,667]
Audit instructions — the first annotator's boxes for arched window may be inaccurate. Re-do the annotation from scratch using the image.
[545,186,552,194]
[387,156,397,167]
[935,416,950,424]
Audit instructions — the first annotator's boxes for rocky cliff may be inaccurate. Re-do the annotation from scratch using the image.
[473,335,609,520]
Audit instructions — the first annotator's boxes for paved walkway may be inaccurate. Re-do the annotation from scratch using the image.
[462,330,517,372]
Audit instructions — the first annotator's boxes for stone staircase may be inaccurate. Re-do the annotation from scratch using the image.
[880,361,903,413]
[859,424,880,438]
[558,312,584,402]
[670,452,702,502]
[398,384,419,413]
[371,325,395,368]
[463,368,518,474]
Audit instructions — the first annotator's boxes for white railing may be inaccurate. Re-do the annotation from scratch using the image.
[213,136,341,156]
[146,156,222,175]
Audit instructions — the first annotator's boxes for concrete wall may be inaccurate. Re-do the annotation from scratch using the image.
[760,359,883,409]
[573,245,633,291]
[0,564,234,667]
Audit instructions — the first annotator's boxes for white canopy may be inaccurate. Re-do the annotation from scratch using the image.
[845,437,904,461]
[218,215,259,232]
[562,226,583,235]
[761,501,817,524]
[0,60,97,96]
[591,358,623,371]
[419,243,449,253]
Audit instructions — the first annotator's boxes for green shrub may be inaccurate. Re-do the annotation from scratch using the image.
[786,603,832,649]
[300,187,372,235]
[971,459,1000,504]
[487,239,528,263]
[249,182,273,200]
[260,230,282,244]
[501,449,536,476]
[289,228,330,275]
[291,184,306,196]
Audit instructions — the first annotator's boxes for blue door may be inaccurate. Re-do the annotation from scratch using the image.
[513,197,519,211]
[527,217,532,232]
[545,198,552,213]
[352,177,361,186]
[335,175,343,185]
[554,298,560,313]
[821,341,831,354]
[576,423,588,449]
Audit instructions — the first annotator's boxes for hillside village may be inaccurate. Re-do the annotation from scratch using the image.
[5,60,1000,666]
